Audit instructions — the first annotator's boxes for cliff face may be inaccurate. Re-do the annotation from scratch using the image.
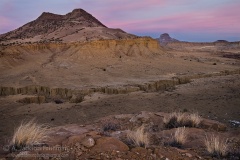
[0,37,166,89]
[0,38,164,71]
[0,38,162,57]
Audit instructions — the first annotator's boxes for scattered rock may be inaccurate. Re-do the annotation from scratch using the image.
[131,147,148,155]
[62,134,85,146]
[129,111,152,123]
[91,137,129,152]
[229,120,240,127]
[185,153,192,158]
[81,137,95,148]
[201,119,227,131]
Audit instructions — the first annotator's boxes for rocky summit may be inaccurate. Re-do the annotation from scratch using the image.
[156,33,179,45]
[0,9,136,44]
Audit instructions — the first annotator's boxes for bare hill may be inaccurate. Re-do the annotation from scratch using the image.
[0,9,136,44]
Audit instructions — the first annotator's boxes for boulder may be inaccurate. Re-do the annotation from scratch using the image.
[91,137,129,152]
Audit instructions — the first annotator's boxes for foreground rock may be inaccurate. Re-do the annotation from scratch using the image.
[1,111,239,159]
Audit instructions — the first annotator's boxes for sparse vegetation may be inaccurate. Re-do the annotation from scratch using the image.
[163,112,202,128]
[54,99,63,104]
[127,125,149,148]
[170,127,187,148]
[101,118,120,132]
[186,112,202,127]
[11,120,49,150]
[204,134,228,157]
[163,112,185,128]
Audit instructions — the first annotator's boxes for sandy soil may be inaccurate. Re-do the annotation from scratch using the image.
[0,43,240,159]
[1,72,240,143]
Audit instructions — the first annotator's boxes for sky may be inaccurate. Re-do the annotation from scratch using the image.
[0,0,240,42]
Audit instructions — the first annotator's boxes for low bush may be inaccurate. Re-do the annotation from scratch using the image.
[127,125,149,148]
[11,120,49,150]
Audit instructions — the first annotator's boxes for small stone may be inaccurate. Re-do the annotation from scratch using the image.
[186,153,192,158]
[76,151,83,156]
[81,137,95,148]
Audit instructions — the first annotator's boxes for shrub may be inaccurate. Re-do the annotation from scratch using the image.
[186,112,202,127]
[163,112,186,128]
[127,125,149,148]
[170,127,187,148]
[101,118,120,132]
[164,112,202,128]
[11,120,49,150]
[204,134,228,157]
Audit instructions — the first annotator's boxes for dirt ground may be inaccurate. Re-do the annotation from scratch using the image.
[1,72,240,144]
[0,45,240,159]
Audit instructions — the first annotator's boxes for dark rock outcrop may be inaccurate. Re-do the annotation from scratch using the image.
[156,33,179,45]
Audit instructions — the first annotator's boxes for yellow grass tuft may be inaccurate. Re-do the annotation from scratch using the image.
[176,112,186,124]
[127,125,149,148]
[204,134,228,157]
[12,120,49,149]
[164,112,202,128]
[173,127,187,146]
[163,112,176,124]
[187,112,202,127]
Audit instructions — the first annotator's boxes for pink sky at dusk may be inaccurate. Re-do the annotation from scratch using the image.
[0,0,239,42]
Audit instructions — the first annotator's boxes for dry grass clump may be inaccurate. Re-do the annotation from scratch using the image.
[12,120,49,150]
[186,112,202,127]
[170,127,187,148]
[101,118,120,132]
[163,112,185,128]
[163,112,202,128]
[204,134,228,157]
[127,125,149,148]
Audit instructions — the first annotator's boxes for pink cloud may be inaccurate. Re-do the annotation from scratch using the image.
[106,2,240,34]
[79,0,167,22]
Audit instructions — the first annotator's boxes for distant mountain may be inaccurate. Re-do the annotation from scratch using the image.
[214,40,229,43]
[156,33,179,45]
[0,9,136,43]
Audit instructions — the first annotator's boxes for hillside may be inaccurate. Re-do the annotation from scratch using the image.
[0,9,136,44]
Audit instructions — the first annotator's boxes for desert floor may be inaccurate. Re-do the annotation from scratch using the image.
[0,49,240,145]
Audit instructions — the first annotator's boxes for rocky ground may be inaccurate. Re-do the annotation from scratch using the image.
[0,40,240,159]
[0,73,240,159]
[0,111,239,160]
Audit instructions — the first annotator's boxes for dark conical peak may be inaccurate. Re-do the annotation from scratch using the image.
[66,8,107,27]
[157,33,179,45]
[160,33,170,38]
